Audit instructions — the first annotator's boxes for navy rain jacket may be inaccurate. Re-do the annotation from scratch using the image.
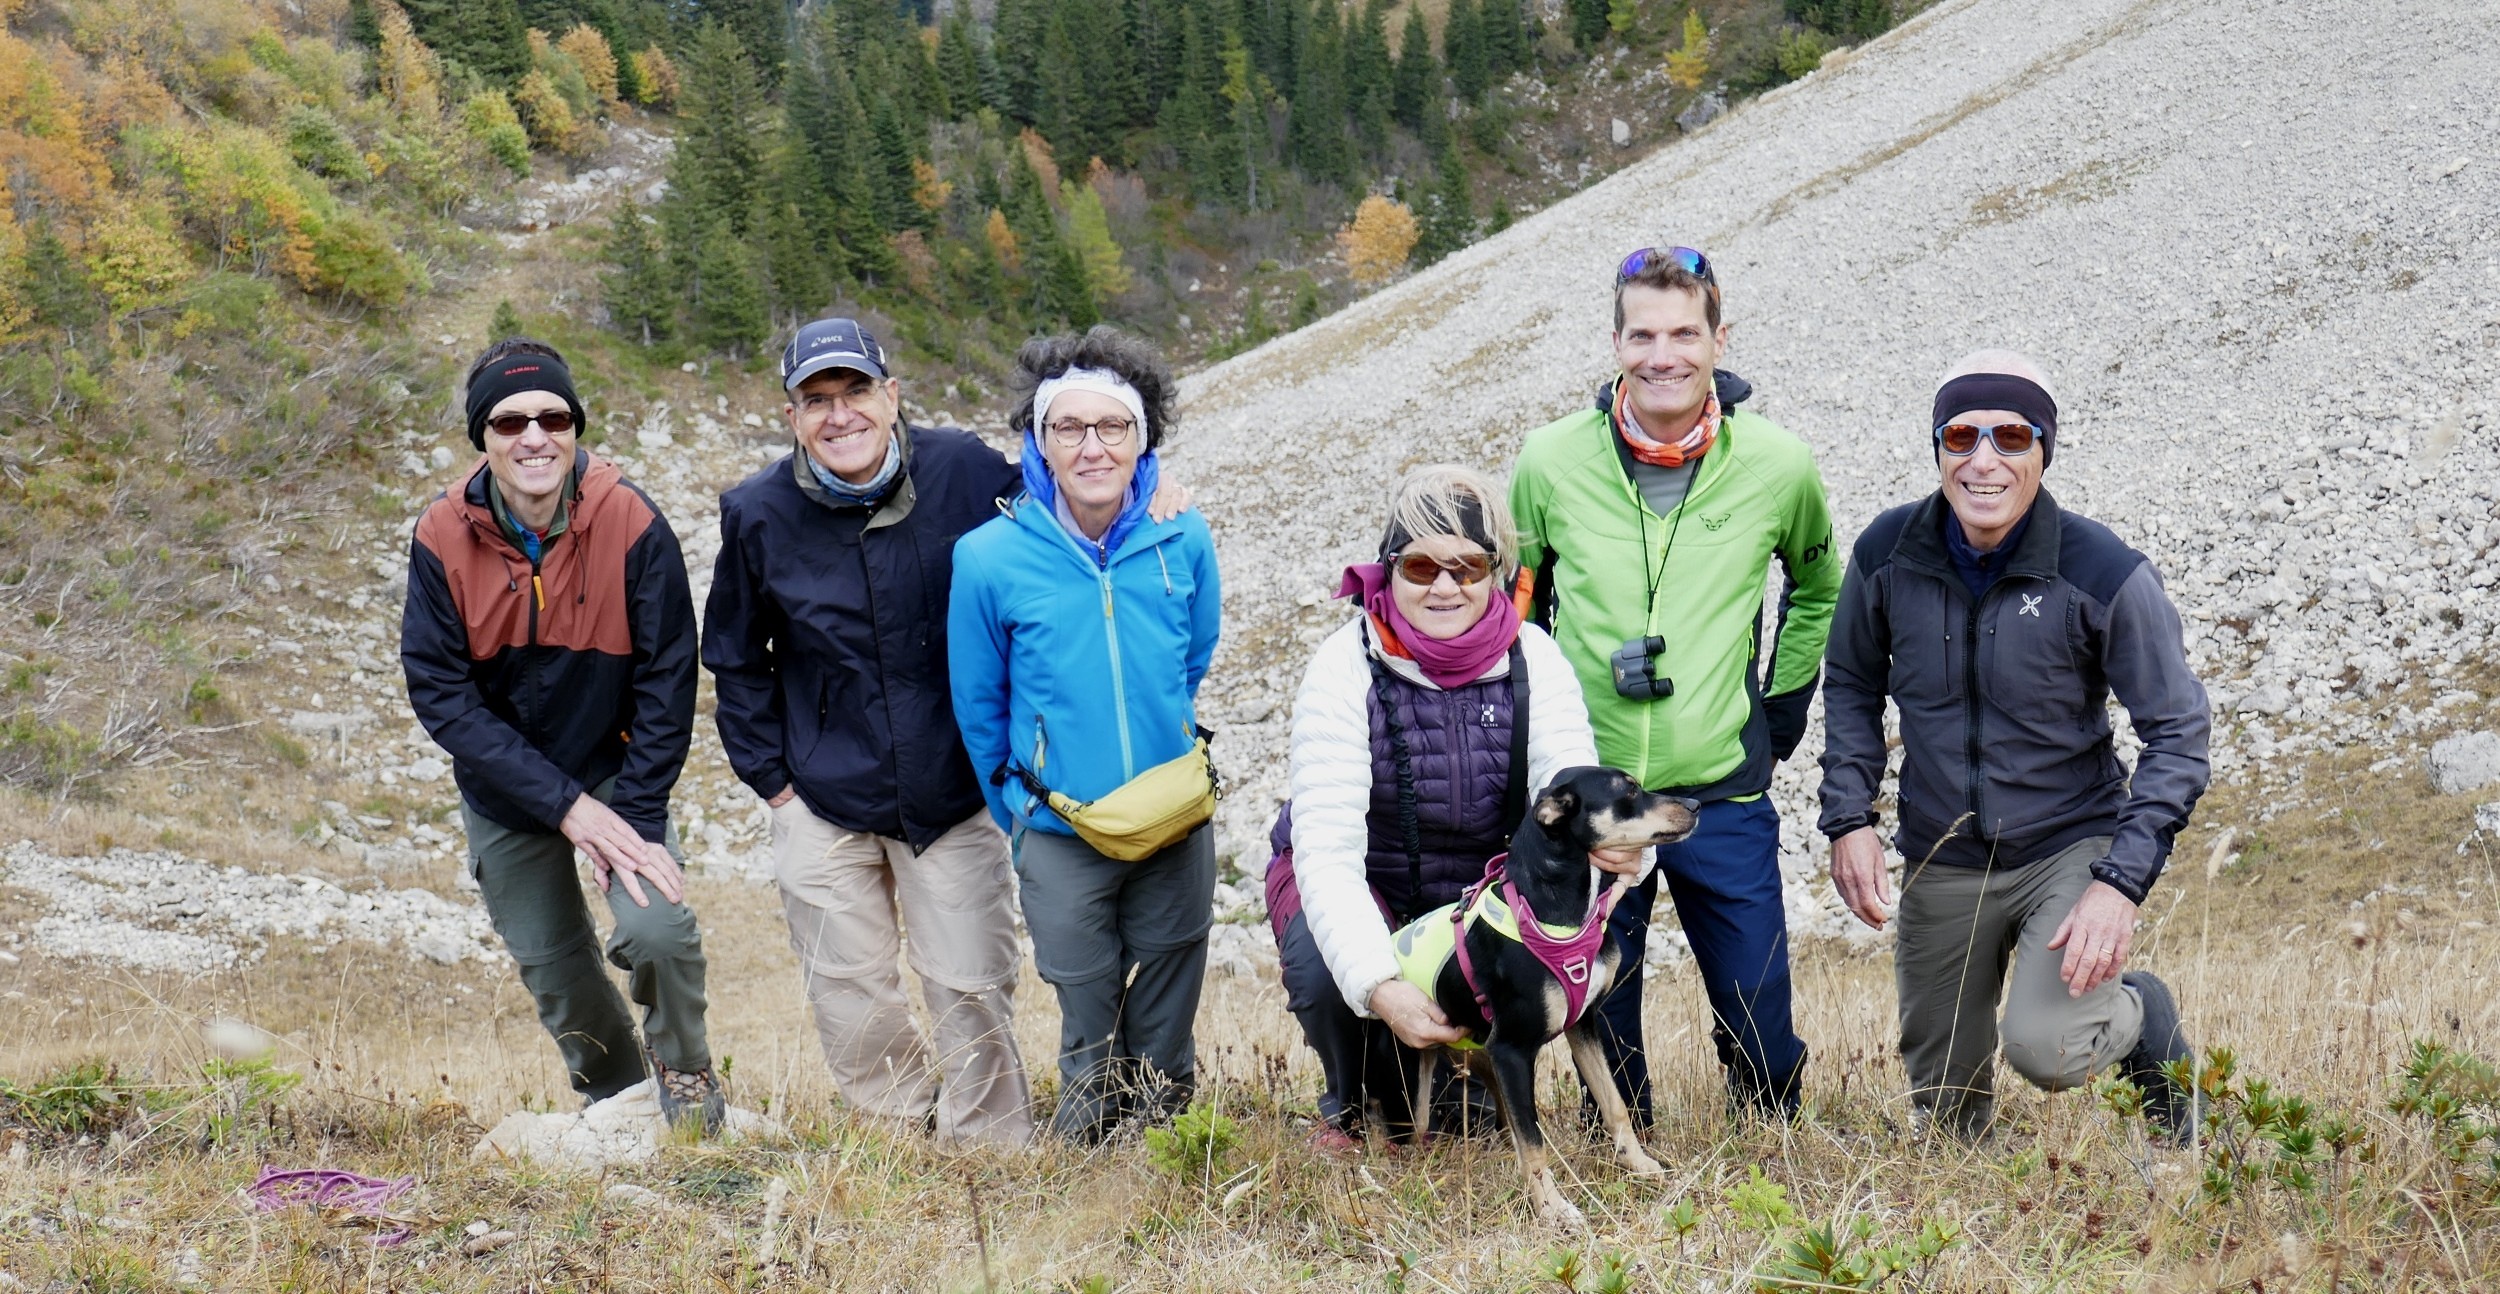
[703,426,1019,851]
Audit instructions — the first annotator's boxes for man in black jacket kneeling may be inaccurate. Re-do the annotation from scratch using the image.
[1818,350,2212,1143]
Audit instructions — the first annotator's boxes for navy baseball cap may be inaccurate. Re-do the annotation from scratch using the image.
[780,317,889,390]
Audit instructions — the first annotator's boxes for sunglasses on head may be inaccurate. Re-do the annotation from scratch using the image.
[484,410,577,437]
[1614,245,1716,286]
[1933,422,2041,457]
[1391,550,1495,587]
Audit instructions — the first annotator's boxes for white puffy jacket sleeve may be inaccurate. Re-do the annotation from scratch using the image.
[1288,620,1601,1018]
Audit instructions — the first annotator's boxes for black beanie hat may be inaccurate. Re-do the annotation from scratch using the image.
[1932,371,2059,468]
[466,353,586,450]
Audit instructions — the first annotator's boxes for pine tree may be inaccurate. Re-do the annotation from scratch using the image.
[869,94,926,230]
[1218,30,1266,208]
[935,16,981,118]
[1570,0,1609,48]
[1159,7,1232,205]
[1132,0,1187,111]
[994,0,1047,123]
[761,131,836,323]
[1287,5,1348,185]
[1412,144,1475,265]
[1044,236,1099,327]
[1444,0,1488,103]
[683,0,787,86]
[666,22,769,239]
[688,216,768,358]
[1482,0,1530,75]
[1345,0,1393,160]
[1606,0,1638,38]
[490,299,523,338]
[601,199,676,345]
[403,0,528,83]
[1083,0,1147,148]
[1061,179,1131,298]
[787,29,896,281]
[1391,2,1435,130]
[1036,9,1092,163]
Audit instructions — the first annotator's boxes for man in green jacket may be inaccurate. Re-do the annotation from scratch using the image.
[1510,247,1841,1123]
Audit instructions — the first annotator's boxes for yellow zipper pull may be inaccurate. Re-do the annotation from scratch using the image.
[533,574,546,611]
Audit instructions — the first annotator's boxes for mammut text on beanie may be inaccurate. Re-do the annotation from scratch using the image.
[465,353,586,450]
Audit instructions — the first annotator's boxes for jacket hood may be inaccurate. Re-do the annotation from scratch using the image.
[1016,429,1163,561]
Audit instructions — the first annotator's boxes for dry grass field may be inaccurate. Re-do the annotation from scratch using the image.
[4,725,2498,1292]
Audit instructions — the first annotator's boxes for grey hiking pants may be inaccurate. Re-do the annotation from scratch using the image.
[1013,824,1216,1143]
[462,781,709,1103]
[1894,835,2145,1139]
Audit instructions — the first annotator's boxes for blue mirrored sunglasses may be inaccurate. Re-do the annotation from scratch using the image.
[1615,245,1715,285]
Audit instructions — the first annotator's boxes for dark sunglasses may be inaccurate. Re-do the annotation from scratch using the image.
[1614,245,1716,286]
[484,410,577,437]
[1391,550,1495,587]
[1934,422,2041,457]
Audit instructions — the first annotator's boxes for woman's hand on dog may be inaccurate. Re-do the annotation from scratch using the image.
[1829,827,1895,929]
[1370,980,1468,1050]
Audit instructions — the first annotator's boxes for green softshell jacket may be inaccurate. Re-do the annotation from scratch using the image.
[1510,387,1841,800]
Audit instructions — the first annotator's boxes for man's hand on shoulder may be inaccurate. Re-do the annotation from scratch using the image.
[2046,880,2138,998]
[1146,476,1193,522]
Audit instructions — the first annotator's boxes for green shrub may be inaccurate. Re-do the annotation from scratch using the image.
[461,91,532,176]
[282,105,369,182]
[1775,27,1830,80]
[1143,1100,1240,1180]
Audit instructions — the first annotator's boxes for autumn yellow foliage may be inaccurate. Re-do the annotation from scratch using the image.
[1338,193,1419,285]
[984,207,1019,271]
[556,25,621,107]
[1665,9,1711,92]
[629,45,678,108]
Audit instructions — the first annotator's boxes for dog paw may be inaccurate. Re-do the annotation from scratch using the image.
[1534,1191,1587,1230]
[1619,1149,1667,1178]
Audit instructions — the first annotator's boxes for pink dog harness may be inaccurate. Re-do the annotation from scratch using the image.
[1448,853,1624,1039]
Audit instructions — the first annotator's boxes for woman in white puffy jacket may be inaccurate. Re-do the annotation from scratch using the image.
[1266,465,1640,1152]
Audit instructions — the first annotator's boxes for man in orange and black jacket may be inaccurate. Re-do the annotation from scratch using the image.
[401,339,719,1129]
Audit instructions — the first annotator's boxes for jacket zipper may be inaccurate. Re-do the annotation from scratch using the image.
[1100,566,1135,780]
[1961,591,1985,835]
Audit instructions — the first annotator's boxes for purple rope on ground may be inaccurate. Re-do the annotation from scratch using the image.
[250,1167,417,1245]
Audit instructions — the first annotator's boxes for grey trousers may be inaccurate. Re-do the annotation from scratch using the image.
[1013,824,1216,1142]
[462,783,709,1102]
[1894,835,2145,1138]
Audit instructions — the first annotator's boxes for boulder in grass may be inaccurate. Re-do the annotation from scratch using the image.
[470,1081,786,1171]
[2429,731,2500,796]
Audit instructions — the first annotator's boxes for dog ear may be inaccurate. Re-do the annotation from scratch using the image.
[1534,784,1580,829]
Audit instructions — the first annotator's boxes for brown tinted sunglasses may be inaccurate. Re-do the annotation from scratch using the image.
[1391,551,1495,586]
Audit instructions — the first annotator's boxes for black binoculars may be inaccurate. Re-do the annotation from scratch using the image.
[1610,635,1674,700]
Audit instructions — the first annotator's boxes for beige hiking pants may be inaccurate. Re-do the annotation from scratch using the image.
[769,800,1032,1147]
[1894,835,2146,1139]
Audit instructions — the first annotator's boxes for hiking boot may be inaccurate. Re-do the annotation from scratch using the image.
[648,1046,725,1135]
[2119,971,2196,1145]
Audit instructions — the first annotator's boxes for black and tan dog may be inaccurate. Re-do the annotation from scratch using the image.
[1390,766,1698,1227]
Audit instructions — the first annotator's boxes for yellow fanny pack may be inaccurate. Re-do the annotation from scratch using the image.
[1000,725,1218,862]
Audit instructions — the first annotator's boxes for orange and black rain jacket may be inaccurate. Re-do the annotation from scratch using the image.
[400,451,697,841]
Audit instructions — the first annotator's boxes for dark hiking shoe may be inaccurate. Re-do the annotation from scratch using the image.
[649,1046,725,1135]
[2119,971,2196,1145]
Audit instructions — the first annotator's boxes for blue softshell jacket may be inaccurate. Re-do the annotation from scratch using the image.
[946,493,1222,836]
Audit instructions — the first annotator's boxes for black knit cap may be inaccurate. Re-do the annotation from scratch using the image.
[1932,371,2059,467]
[466,353,586,450]
[1380,491,1496,564]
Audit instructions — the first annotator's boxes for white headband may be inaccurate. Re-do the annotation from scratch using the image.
[1032,367,1149,443]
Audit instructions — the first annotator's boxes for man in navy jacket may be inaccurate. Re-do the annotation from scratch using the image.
[704,319,1036,1146]
[1819,351,2210,1142]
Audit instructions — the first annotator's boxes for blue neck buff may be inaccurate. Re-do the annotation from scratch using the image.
[806,430,903,505]
[1019,426,1159,563]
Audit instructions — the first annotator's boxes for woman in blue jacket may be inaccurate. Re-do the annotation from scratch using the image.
[948,327,1223,1142]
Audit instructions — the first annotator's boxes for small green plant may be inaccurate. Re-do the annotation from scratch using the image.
[1538,1247,1584,1288]
[0,1060,142,1138]
[194,1056,302,1147]
[1725,1164,1799,1232]
[1588,1250,1634,1294]
[2389,1039,2500,1202]
[1144,1100,1241,1181]
[2100,1047,2367,1205]
[1661,1194,1702,1238]
[1753,1216,1961,1292]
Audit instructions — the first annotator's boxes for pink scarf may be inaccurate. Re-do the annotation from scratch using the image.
[1337,563,1521,690]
